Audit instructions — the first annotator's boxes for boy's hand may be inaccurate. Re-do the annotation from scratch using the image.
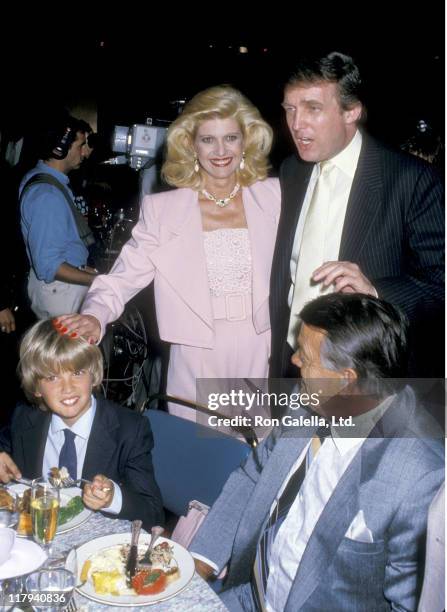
[0,452,22,483]
[82,475,114,510]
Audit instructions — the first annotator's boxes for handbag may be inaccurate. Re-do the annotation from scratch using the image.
[171,500,228,580]
[171,500,209,548]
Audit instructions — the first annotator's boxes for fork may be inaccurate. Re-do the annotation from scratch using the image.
[49,475,111,493]
[65,596,78,612]
[138,525,165,569]
[49,474,92,488]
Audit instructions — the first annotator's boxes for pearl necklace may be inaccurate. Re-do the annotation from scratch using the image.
[201,183,240,208]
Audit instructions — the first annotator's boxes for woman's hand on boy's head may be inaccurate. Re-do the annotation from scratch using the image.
[0,452,21,483]
[54,314,101,345]
[82,474,114,510]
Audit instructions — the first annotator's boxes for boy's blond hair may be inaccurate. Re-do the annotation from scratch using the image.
[19,319,103,404]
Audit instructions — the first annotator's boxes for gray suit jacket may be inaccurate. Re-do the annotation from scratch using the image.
[418,482,445,612]
[191,387,444,611]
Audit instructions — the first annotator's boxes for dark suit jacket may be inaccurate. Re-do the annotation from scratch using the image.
[269,134,445,378]
[0,396,164,530]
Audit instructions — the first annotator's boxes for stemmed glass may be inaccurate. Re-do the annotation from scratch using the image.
[30,478,60,557]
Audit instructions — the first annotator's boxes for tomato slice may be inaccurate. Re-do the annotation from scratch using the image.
[132,569,167,595]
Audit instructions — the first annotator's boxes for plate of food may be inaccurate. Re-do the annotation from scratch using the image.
[66,533,195,606]
[7,484,92,536]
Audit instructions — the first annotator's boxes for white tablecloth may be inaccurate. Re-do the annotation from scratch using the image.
[11,512,228,611]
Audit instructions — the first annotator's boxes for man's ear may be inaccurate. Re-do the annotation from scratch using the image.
[343,368,358,381]
[344,103,362,125]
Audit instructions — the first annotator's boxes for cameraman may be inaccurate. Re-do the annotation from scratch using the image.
[19,115,97,319]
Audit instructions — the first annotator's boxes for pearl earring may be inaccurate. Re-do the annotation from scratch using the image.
[194,155,199,173]
[239,152,246,171]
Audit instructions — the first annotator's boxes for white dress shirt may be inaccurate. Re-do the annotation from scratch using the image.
[42,396,122,514]
[266,396,393,612]
[287,130,363,320]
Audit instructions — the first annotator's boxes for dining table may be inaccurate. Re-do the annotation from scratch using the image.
[5,512,228,611]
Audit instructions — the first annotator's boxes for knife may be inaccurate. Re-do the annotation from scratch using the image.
[13,477,34,486]
[125,519,142,586]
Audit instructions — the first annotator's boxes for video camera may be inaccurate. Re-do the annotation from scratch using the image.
[105,119,168,170]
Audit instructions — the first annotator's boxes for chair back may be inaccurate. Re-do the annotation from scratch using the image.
[145,409,251,516]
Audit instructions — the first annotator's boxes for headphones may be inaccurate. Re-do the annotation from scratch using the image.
[51,125,76,159]
[42,117,80,161]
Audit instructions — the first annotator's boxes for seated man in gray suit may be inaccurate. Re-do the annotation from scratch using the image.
[418,482,445,612]
[191,293,444,612]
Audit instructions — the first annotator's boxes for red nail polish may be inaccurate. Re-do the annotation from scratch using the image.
[70,332,78,338]
[61,326,68,333]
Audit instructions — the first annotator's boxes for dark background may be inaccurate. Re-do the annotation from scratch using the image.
[0,3,443,414]
[1,2,444,168]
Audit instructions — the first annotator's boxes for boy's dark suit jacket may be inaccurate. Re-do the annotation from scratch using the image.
[0,396,164,530]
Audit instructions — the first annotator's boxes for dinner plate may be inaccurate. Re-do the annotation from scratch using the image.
[0,539,47,579]
[8,484,92,535]
[65,533,195,607]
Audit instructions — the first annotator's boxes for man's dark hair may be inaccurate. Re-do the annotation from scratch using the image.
[299,293,409,385]
[40,115,88,161]
[287,51,366,119]
[77,119,93,135]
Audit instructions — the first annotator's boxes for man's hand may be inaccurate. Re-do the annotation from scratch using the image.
[0,308,16,334]
[0,452,21,483]
[82,265,98,275]
[312,261,378,296]
[54,262,97,287]
[82,475,114,510]
[194,558,215,581]
[54,314,101,345]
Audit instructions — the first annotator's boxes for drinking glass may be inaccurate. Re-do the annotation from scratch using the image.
[25,568,75,612]
[0,577,19,612]
[0,489,18,529]
[30,479,60,555]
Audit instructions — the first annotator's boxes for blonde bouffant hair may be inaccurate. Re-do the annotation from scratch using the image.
[162,85,273,190]
[18,319,103,404]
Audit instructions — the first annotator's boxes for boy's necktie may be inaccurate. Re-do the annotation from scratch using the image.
[59,429,77,480]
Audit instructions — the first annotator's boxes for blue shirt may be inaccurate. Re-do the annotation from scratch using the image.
[20,161,88,283]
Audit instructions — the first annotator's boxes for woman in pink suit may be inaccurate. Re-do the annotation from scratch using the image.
[57,86,280,420]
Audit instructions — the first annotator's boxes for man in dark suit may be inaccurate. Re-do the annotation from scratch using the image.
[269,51,444,380]
[0,318,163,530]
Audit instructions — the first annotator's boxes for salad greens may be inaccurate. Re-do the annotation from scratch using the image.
[58,495,84,526]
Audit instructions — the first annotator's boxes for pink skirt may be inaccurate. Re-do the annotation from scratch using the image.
[166,316,270,422]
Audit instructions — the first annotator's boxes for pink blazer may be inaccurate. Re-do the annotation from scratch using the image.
[82,178,280,349]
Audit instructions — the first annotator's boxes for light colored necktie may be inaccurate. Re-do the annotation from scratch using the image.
[287,161,335,348]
